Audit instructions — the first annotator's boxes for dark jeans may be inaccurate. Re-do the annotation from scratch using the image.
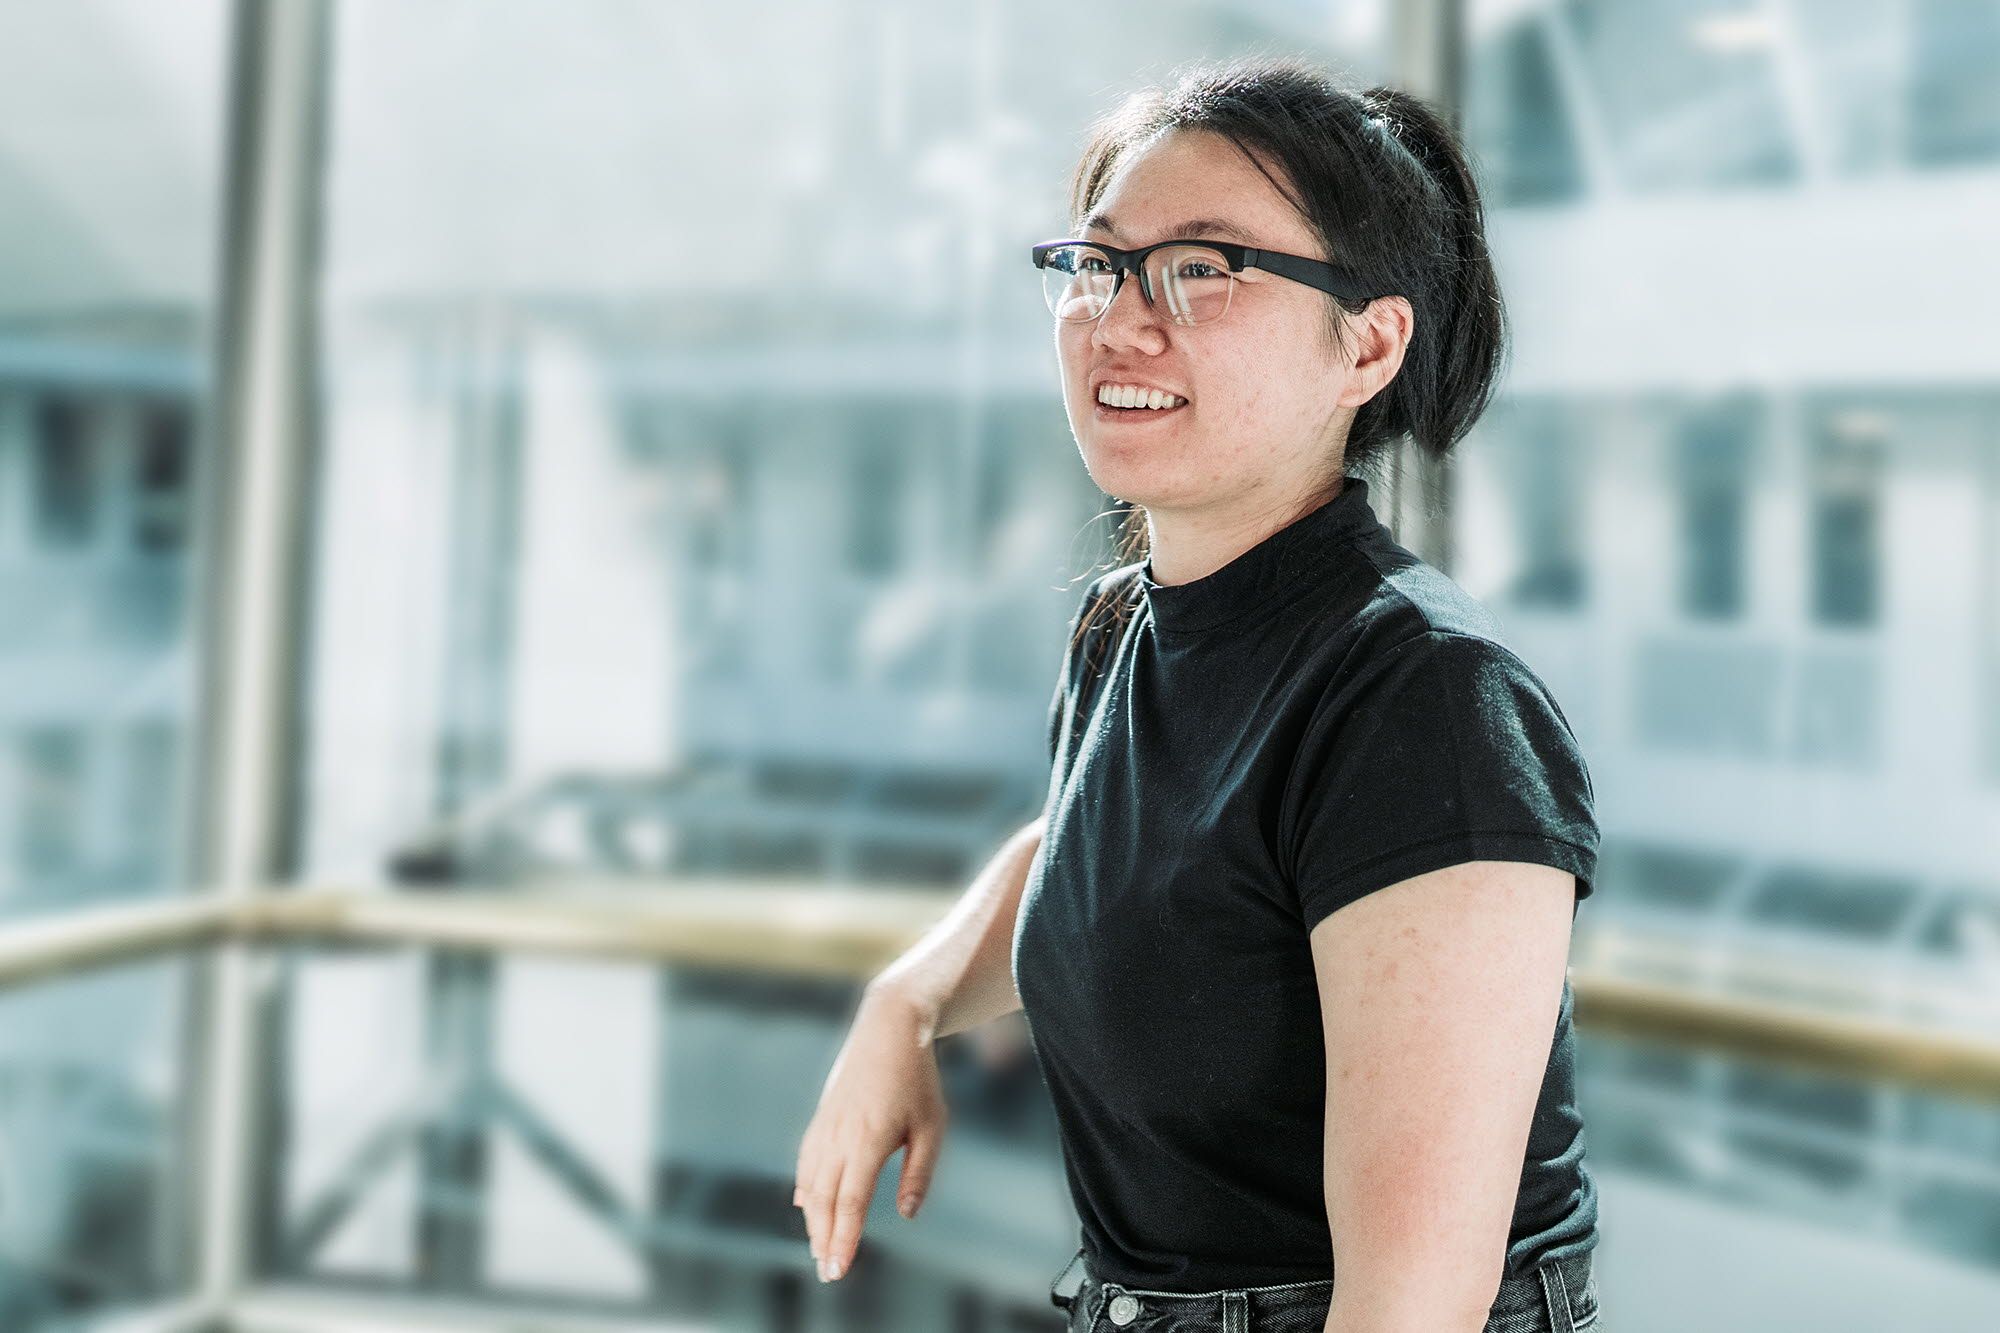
[1048,1247,1600,1333]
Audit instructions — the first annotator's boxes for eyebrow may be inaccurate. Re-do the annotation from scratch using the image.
[1082,213,1261,246]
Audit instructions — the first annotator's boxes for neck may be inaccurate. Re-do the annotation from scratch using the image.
[1144,476,1346,588]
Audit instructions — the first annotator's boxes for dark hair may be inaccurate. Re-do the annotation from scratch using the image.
[1062,53,1508,669]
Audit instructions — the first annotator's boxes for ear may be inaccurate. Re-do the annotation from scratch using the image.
[1336,295,1414,409]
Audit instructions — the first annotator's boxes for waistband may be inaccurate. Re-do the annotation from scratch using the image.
[1049,1250,1331,1319]
[1049,1245,1597,1332]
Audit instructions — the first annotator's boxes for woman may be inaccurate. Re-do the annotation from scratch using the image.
[795,56,1602,1333]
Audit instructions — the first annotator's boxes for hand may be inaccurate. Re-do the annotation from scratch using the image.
[793,985,949,1282]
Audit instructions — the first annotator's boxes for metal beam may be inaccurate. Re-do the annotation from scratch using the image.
[1386,0,1463,573]
[180,0,335,1311]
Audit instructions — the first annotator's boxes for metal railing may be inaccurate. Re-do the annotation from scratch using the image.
[7,881,2000,1332]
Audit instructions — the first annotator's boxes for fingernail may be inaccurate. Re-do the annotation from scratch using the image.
[898,1197,914,1218]
[828,1258,844,1280]
[816,1258,828,1282]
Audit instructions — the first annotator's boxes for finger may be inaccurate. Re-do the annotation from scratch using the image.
[794,1125,824,1220]
[824,1149,882,1281]
[895,1124,942,1218]
[793,1140,818,1231]
[809,1151,845,1276]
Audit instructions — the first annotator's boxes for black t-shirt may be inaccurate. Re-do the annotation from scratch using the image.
[1011,474,1600,1294]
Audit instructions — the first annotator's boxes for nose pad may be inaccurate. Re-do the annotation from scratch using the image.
[1091,270,1166,345]
[1101,269,1146,319]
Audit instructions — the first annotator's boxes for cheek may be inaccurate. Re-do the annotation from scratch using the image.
[1230,334,1334,419]
[1056,335,1092,389]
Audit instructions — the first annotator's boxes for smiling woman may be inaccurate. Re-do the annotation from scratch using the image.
[1010,55,1603,1333]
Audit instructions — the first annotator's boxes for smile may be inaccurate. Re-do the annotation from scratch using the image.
[1094,397,1189,422]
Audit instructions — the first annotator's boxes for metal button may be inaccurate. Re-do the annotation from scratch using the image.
[1107,1292,1140,1326]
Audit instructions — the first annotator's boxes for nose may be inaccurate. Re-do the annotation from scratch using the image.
[1090,265,1167,350]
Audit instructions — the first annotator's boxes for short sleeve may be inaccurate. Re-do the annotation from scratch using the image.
[1280,629,1599,931]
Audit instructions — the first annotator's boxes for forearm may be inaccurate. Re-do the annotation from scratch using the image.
[1319,1247,1498,1333]
[1321,1130,1499,1333]
[1322,1295,1490,1333]
[864,815,1046,1043]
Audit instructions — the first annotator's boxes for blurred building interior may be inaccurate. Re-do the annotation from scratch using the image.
[2,0,2000,1330]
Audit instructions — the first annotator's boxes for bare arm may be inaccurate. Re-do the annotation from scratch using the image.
[863,814,1046,1043]
[794,815,1047,1281]
[1312,860,1577,1333]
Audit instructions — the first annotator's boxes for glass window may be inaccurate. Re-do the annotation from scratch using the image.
[1908,0,2000,166]
[1745,865,1924,942]
[1467,16,1584,206]
[1807,410,1885,629]
[1989,432,2000,787]
[845,437,905,577]
[1914,889,2000,962]
[0,3,230,1320]
[1676,401,1755,621]
[32,396,96,549]
[133,401,192,554]
[1465,0,2000,1287]
[288,2,1394,1308]
[1595,836,1742,915]
[1504,406,1590,610]
[15,725,85,882]
[1560,0,1799,192]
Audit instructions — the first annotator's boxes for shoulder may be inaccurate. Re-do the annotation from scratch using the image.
[1294,539,1560,714]
[1331,533,1517,653]
[1293,543,1588,764]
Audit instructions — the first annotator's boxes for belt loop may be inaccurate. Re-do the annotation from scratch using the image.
[1049,1245,1085,1310]
[1221,1290,1248,1333]
[1537,1257,1576,1333]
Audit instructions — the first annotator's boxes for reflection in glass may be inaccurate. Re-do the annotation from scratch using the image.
[0,0,226,1318]
[1465,0,2000,1298]
[288,2,1395,1322]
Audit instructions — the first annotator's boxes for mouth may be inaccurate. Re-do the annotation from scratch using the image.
[1092,397,1190,423]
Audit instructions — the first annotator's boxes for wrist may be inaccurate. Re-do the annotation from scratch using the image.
[861,977,941,1044]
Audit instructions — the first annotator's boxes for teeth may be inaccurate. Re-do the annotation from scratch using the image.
[1097,384,1186,409]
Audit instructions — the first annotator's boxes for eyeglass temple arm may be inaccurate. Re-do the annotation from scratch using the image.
[1241,248,1379,305]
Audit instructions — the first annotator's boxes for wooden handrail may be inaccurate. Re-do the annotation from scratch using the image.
[5,883,1999,1102]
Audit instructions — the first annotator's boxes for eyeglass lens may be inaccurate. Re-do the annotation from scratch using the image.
[1041,243,1233,327]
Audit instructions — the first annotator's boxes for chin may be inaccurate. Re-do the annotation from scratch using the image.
[1078,448,1179,510]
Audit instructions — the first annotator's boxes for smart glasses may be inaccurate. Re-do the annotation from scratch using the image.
[1030,237,1382,328]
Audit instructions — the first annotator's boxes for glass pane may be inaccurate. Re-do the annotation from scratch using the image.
[1465,0,2000,1299]
[0,3,223,918]
[0,0,228,1324]
[1559,0,1799,191]
[284,1,1394,1323]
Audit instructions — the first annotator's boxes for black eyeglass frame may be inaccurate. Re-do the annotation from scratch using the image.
[1028,236,1385,323]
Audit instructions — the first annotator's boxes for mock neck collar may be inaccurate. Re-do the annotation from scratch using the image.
[1138,476,1382,635]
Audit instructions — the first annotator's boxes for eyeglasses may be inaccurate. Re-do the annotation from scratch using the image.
[1029,237,1382,328]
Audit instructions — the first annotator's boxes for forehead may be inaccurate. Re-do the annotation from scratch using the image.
[1084,129,1311,252]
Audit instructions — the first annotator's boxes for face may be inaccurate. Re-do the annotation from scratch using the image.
[1055,127,1411,527]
